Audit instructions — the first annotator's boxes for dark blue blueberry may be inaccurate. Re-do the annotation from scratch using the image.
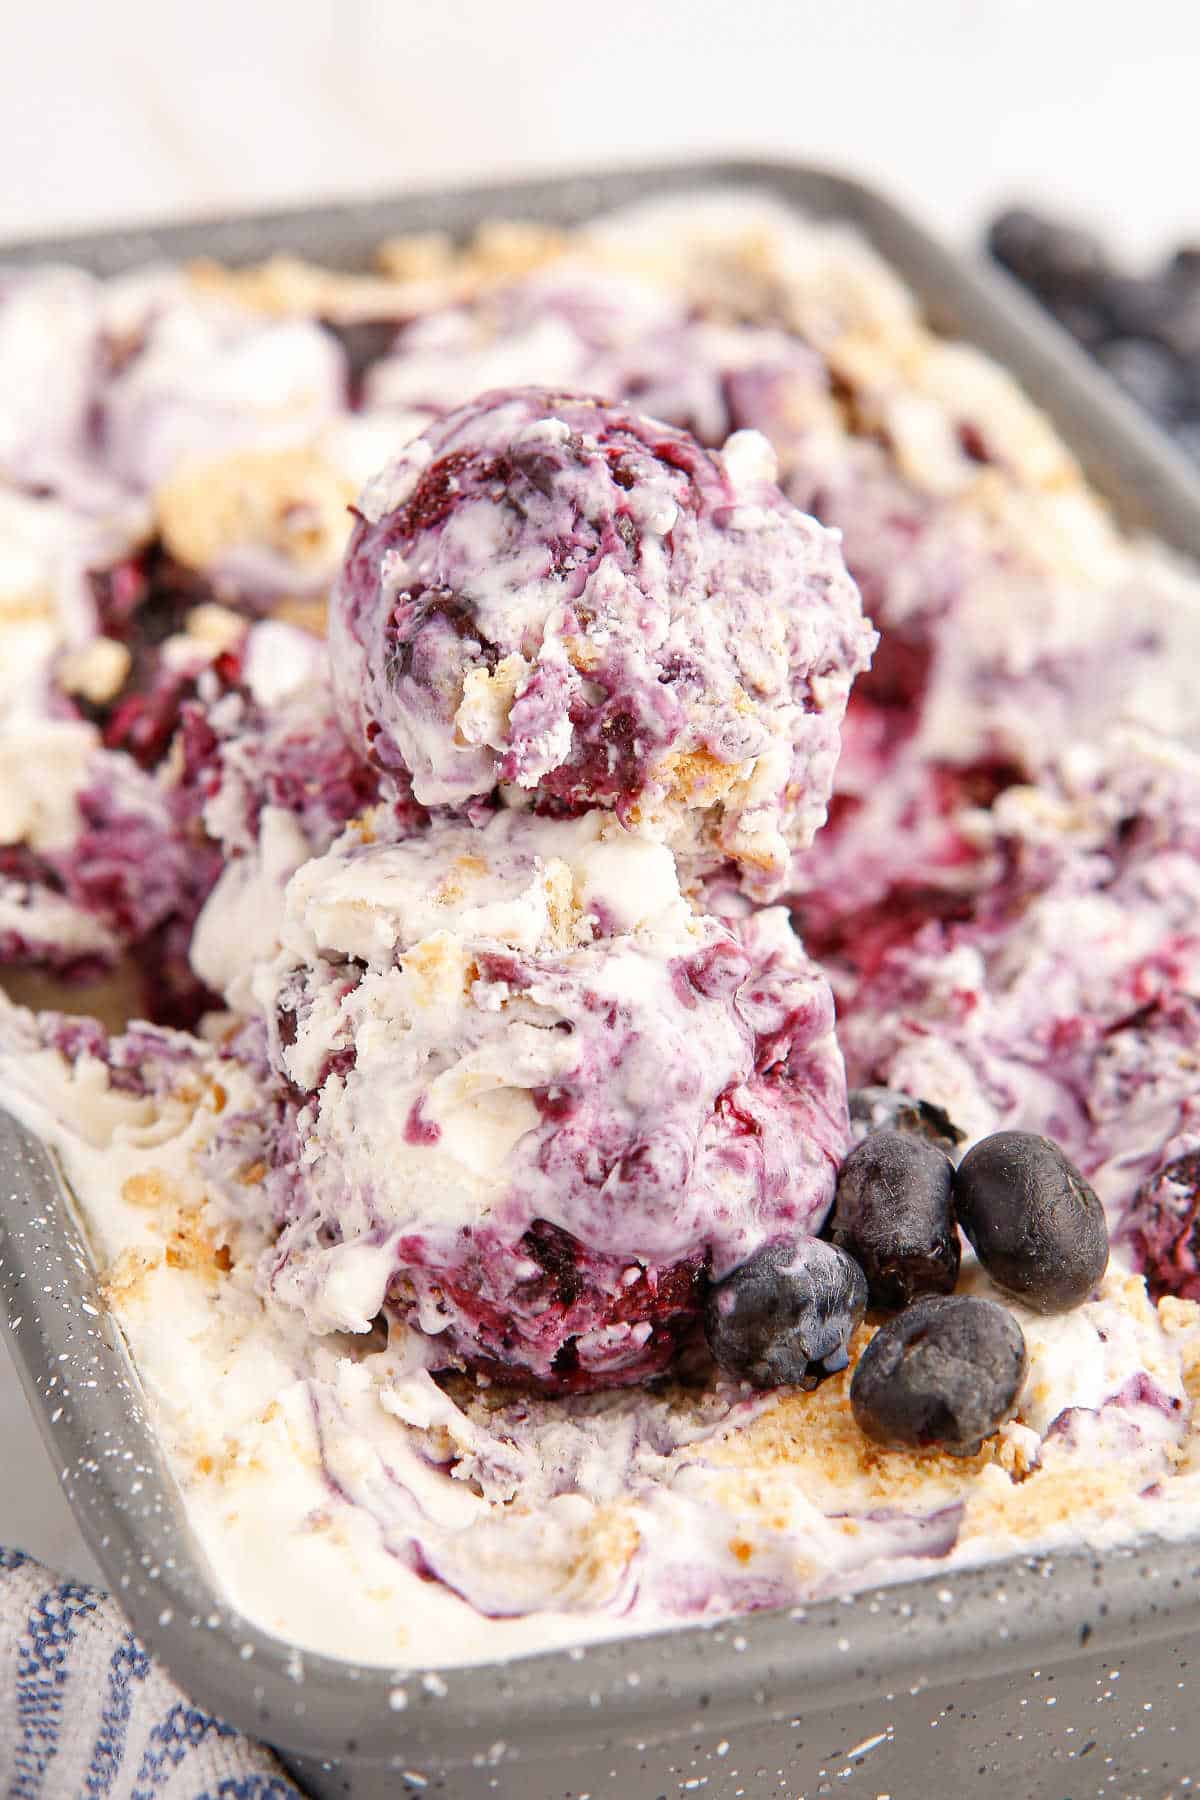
[850,1294,1027,1456]
[985,208,1200,450]
[1169,246,1200,287]
[830,1129,960,1311]
[987,208,1109,302]
[323,318,402,403]
[848,1086,965,1157]
[953,1130,1109,1313]
[1045,296,1111,352]
[1099,274,1180,343]
[1171,421,1200,465]
[1156,293,1200,363]
[1095,338,1190,423]
[705,1238,867,1390]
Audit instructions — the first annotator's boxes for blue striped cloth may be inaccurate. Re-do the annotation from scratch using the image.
[0,1550,306,1798]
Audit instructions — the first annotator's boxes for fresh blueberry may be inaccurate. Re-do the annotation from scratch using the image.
[1156,292,1200,364]
[1099,274,1180,343]
[953,1130,1109,1313]
[986,208,1200,448]
[705,1238,868,1390]
[850,1293,1028,1456]
[848,1086,965,1157]
[1169,246,1200,287]
[987,208,1108,302]
[323,318,402,402]
[830,1129,960,1310]
[1171,420,1200,465]
[1095,338,1190,423]
[1044,296,1111,352]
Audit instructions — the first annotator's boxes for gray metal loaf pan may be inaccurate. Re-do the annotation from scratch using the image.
[5,159,1200,1800]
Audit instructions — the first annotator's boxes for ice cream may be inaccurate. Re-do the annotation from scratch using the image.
[0,259,376,1017]
[99,283,346,493]
[196,806,847,1387]
[331,387,874,899]
[828,722,1200,1277]
[4,191,1200,1674]
[4,996,1199,1667]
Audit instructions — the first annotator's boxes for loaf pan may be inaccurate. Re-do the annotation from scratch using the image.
[4,158,1200,1800]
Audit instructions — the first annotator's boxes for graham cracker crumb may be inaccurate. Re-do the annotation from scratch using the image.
[455,655,527,749]
[184,602,246,653]
[429,850,491,913]
[377,219,567,287]
[565,1503,640,1600]
[961,1463,1132,1544]
[0,588,55,624]
[161,1206,233,1283]
[1159,1295,1200,1338]
[102,1247,163,1308]
[402,934,471,1008]
[708,1326,992,1515]
[156,446,354,578]
[371,233,455,282]
[665,747,742,808]
[121,1170,178,1211]
[191,1435,261,1485]
[543,858,582,948]
[187,254,423,323]
[270,594,330,637]
[993,1423,1041,1481]
[1159,1297,1200,1412]
[57,637,132,705]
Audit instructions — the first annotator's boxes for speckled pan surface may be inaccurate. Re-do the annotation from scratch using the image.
[6,160,1200,1800]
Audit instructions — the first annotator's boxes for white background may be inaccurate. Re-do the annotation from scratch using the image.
[4,0,1200,256]
[4,0,1199,1583]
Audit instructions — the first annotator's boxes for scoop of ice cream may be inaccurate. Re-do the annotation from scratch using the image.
[101,287,346,492]
[331,387,874,900]
[235,806,848,1388]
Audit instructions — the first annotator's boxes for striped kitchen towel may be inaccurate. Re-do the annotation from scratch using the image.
[0,1550,305,1798]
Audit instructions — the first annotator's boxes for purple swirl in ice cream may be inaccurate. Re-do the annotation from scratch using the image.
[330,387,874,900]
[236,806,848,1388]
[9,199,1200,1668]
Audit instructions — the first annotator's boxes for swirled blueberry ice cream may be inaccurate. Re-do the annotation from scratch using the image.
[8,192,1200,1675]
[209,807,847,1387]
[331,387,874,899]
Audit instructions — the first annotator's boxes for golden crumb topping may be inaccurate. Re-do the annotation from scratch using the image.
[156,445,354,578]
